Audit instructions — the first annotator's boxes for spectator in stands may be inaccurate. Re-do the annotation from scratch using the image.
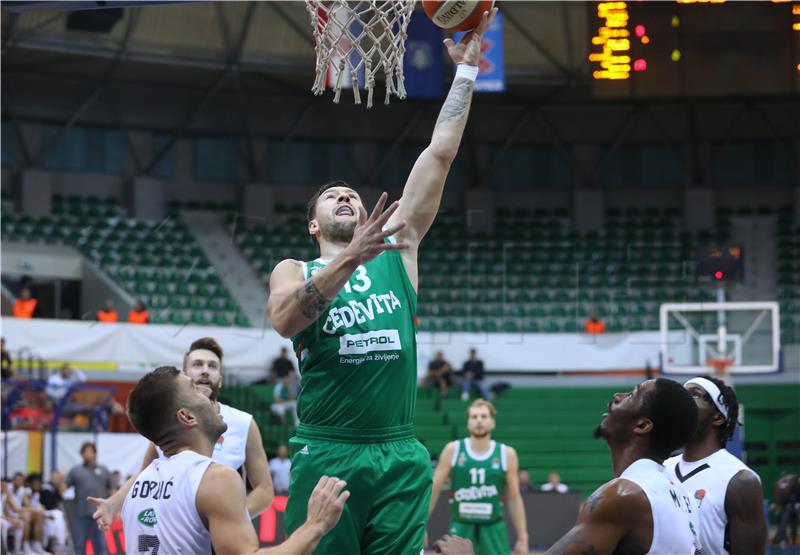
[539,471,569,493]
[13,287,37,319]
[28,472,68,553]
[1,337,15,379]
[126,300,149,324]
[9,471,47,554]
[424,351,453,398]
[45,364,87,406]
[583,310,606,334]
[270,347,296,384]
[518,469,534,494]
[271,375,300,426]
[269,444,292,495]
[772,472,799,546]
[96,300,118,323]
[110,470,121,492]
[460,348,491,401]
[66,442,112,555]
[2,478,25,555]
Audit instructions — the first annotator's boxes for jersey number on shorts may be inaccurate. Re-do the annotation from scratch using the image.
[469,468,486,485]
[343,265,371,294]
[138,534,160,554]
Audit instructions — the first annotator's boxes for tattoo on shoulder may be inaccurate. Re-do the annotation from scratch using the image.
[293,278,331,320]
[436,77,473,125]
[586,492,603,513]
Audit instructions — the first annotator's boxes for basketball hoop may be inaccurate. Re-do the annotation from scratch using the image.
[706,357,733,378]
[304,0,416,108]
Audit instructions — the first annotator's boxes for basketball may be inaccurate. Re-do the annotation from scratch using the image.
[422,0,495,31]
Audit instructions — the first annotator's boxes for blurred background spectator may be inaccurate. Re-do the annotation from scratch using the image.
[66,442,112,555]
[772,472,799,547]
[96,300,118,323]
[540,472,569,494]
[13,287,37,319]
[583,311,605,334]
[269,347,296,385]
[460,348,491,401]
[126,300,149,324]
[518,469,534,494]
[269,444,292,495]
[1,337,15,379]
[271,376,299,426]
[424,351,453,398]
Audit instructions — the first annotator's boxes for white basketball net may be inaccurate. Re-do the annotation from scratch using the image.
[305,0,416,108]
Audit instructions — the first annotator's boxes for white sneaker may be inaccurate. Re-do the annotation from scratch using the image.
[32,541,48,554]
[461,392,469,401]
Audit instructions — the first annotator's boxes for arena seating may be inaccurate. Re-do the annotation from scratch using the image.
[2,195,248,326]
[234,205,726,333]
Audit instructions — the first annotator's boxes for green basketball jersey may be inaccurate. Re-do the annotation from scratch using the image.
[290,244,417,434]
[450,438,508,524]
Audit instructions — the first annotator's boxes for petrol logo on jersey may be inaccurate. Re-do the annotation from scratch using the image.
[339,330,401,355]
[491,458,500,470]
[137,508,157,527]
[457,453,466,467]
[214,435,224,451]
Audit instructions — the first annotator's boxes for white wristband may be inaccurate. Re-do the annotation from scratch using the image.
[455,64,479,82]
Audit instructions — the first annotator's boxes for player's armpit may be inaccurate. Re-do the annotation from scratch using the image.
[545,482,638,555]
[197,464,261,555]
[725,470,767,555]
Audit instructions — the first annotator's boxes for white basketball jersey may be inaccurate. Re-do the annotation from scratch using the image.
[620,458,701,555]
[156,402,252,470]
[666,449,759,555]
[214,402,252,470]
[122,450,214,555]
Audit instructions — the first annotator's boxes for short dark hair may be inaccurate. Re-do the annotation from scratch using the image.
[306,180,352,247]
[639,378,698,459]
[184,337,223,368]
[26,472,42,483]
[80,442,96,455]
[127,366,183,444]
[704,376,740,447]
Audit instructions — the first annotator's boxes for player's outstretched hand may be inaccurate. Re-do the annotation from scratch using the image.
[344,192,408,266]
[306,475,350,535]
[87,496,114,532]
[443,7,498,67]
[433,534,475,555]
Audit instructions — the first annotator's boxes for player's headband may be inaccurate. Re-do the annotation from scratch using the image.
[684,377,729,420]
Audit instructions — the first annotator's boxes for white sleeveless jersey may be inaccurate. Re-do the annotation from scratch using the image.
[620,458,702,555]
[666,449,759,555]
[156,402,252,470]
[122,450,214,555]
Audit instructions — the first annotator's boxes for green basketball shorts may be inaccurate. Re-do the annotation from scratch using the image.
[448,520,510,555]
[285,434,432,555]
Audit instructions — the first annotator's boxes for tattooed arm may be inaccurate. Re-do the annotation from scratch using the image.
[267,257,355,337]
[545,479,649,555]
[387,9,497,256]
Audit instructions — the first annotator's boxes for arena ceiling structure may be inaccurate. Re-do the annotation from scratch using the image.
[2,1,798,187]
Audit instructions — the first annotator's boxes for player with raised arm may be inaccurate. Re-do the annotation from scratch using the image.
[89,337,273,530]
[666,376,767,555]
[121,366,348,555]
[266,9,497,553]
[430,400,529,555]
